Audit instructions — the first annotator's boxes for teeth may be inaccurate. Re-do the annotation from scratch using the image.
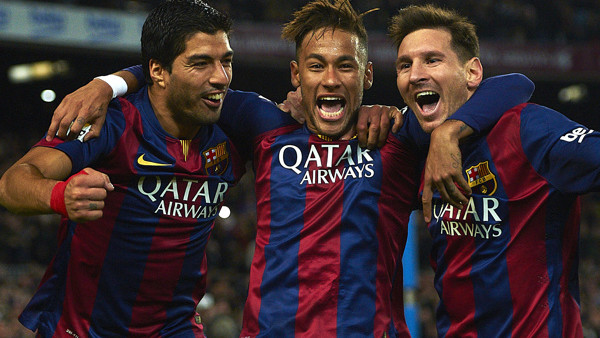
[206,93,223,100]
[319,106,344,117]
[318,96,344,117]
[416,91,437,98]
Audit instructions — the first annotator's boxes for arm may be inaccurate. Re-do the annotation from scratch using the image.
[447,73,534,132]
[520,104,600,194]
[0,147,113,222]
[46,65,143,141]
[420,73,535,221]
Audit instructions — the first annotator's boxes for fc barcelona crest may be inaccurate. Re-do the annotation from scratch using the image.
[465,161,497,196]
[203,142,229,175]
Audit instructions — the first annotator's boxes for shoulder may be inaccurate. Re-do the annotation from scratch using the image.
[224,89,278,111]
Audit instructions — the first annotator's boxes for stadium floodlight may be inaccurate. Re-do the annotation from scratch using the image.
[8,60,70,84]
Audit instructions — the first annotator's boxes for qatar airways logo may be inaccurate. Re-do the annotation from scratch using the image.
[278,144,375,185]
[137,176,228,219]
[432,197,503,239]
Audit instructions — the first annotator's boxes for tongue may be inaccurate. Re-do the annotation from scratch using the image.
[422,102,437,114]
[321,101,342,113]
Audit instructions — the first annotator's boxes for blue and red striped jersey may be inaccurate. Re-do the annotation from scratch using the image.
[20,87,245,337]
[219,90,420,337]
[244,126,420,337]
[425,103,598,337]
[215,73,533,337]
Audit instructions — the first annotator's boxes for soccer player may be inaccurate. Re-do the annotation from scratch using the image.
[0,1,245,336]
[390,4,596,337]
[44,1,534,336]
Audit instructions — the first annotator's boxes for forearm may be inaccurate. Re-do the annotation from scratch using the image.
[0,163,58,215]
[0,147,72,215]
[435,119,475,144]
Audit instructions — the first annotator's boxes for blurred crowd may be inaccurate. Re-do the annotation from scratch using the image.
[33,0,600,42]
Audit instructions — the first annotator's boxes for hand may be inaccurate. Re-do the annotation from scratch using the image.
[422,121,472,222]
[64,168,114,222]
[356,105,404,149]
[277,87,305,124]
[46,78,112,142]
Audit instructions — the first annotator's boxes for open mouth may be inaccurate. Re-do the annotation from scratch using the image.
[317,96,346,119]
[415,91,440,114]
[203,92,224,106]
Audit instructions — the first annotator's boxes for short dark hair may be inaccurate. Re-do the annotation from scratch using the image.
[388,4,479,63]
[281,0,374,62]
[141,0,232,84]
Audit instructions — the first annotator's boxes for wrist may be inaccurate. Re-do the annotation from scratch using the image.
[94,74,128,99]
[438,119,473,142]
[49,170,89,218]
[50,180,69,217]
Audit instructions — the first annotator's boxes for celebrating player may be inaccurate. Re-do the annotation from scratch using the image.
[0,1,244,336]
[390,4,595,336]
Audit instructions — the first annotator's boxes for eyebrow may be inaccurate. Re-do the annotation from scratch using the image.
[305,53,357,64]
[395,50,445,67]
[187,50,234,62]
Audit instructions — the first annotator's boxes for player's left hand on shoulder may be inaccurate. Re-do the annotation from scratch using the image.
[356,105,403,149]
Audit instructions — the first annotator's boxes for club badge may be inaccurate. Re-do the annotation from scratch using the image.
[465,161,497,196]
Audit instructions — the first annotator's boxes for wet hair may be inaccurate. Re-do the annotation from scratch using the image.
[141,0,232,84]
[388,4,479,63]
[281,0,375,62]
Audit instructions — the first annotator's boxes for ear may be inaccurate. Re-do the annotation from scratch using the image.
[290,60,300,88]
[363,61,374,90]
[465,57,483,90]
[149,59,166,88]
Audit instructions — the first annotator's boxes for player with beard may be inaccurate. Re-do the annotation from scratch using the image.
[0,1,244,336]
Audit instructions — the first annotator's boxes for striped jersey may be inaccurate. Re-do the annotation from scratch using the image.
[425,103,596,337]
[217,74,533,337]
[19,87,245,337]
[220,90,420,337]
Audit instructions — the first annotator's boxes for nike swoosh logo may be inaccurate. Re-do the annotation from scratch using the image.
[137,154,172,167]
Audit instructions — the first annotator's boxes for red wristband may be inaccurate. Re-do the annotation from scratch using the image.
[50,170,88,218]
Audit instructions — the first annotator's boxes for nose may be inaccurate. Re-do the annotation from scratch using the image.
[322,66,341,89]
[408,61,428,85]
[210,61,230,88]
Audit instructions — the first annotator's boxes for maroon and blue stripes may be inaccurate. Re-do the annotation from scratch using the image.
[241,127,418,337]
[429,104,588,337]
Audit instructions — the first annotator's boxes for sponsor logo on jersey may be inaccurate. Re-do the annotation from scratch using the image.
[138,176,228,220]
[560,127,594,143]
[203,142,229,175]
[465,161,497,196]
[278,143,375,185]
[432,197,503,239]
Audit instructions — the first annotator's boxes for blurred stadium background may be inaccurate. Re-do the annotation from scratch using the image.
[0,1,599,337]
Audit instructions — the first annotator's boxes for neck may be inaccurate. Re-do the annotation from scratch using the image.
[147,87,201,139]
[308,125,357,141]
